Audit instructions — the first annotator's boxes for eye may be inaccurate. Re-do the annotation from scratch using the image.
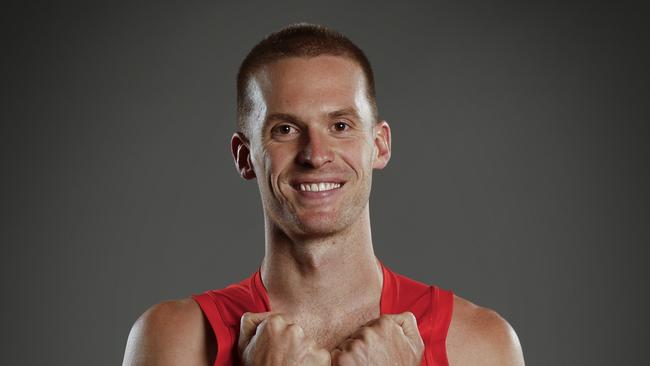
[272,124,298,135]
[333,121,350,132]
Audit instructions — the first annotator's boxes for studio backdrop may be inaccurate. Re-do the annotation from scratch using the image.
[2,1,648,365]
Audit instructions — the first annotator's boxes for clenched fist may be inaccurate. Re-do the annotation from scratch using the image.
[238,312,331,366]
[331,312,424,366]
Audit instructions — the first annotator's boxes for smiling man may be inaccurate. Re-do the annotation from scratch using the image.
[123,23,525,366]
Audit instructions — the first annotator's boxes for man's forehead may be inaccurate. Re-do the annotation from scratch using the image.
[242,55,374,132]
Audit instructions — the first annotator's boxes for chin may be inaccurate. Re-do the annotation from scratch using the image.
[292,213,350,237]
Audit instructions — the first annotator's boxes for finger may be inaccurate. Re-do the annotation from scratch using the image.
[331,347,357,366]
[285,322,305,336]
[239,311,271,344]
[330,349,344,365]
[338,338,367,356]
[305,347,331,366]
[332,339,367,365]
[385,312,423,346]
[346,323,379,345]
[337,337,356,352]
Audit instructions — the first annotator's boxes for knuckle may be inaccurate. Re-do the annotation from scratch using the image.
[358,326,377,341]
[267,313,285,322]
[403,311,417,324]
[269,313,286,322]
[334,352,356,366]
[285,323,305,339]
[364,317,379,327]
[377,315,393,330]
[265,314,286,331]
[313,348,331,363]
[378,315,392,325]
[348,338,366,353]
[240,312,253,324]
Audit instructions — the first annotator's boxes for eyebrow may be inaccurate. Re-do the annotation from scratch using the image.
[264,108,361,128]
[265,113,302,125]
[327,108,361,121]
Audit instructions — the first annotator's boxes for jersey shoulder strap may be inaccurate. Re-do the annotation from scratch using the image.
[426,284,454,366]
[192,271,268,366]
[380,262,454,366]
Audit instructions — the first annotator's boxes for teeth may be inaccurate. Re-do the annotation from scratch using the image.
[298,182,341,192]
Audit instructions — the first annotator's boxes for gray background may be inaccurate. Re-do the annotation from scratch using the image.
[2,1,648,365]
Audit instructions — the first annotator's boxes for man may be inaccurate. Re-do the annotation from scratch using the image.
[123,23,525,365]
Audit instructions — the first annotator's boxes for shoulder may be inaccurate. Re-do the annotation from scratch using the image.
[446,295,525,366]
[122,298,215,366]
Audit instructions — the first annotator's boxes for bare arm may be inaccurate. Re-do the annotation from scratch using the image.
[122,299,215,366]
[474,309,525,366]
[447,295,525,366]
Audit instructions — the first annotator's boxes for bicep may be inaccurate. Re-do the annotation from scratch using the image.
[122,300,214,366]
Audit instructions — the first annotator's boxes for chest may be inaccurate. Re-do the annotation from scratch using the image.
[285,306,380,351]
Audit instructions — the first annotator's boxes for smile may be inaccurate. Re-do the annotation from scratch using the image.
[297,182,342,192]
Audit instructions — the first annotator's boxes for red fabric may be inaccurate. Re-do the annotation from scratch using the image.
[192,261,454,366]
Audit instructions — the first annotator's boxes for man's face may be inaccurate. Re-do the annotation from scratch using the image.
[233,55,391,237]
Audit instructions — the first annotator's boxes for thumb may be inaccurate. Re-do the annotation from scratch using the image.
[386,312,423,348]
[238,312,270,347]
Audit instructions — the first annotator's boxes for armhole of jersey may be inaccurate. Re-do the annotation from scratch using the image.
[191,293,232,366]
[427,286,454,366]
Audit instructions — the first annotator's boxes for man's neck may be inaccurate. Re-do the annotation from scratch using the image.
[260,207,383,315]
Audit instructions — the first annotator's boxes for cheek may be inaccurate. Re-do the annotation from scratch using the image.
[261,146,296,193]
[253,141,278,174]
[352,135,374,159]
[339,140,374,173]
[264,147,291,172]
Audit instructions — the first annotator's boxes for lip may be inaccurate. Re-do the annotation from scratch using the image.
[293,185,344,200]
[288,177,346,200]
[289,176,347,186]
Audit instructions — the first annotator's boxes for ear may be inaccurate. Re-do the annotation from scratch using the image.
[231,132,256,180]
[372,121,392,170]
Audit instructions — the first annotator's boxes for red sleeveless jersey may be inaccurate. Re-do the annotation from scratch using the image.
[192,261,454,366]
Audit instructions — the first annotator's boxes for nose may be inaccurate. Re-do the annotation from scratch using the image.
[297,128,334,168]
